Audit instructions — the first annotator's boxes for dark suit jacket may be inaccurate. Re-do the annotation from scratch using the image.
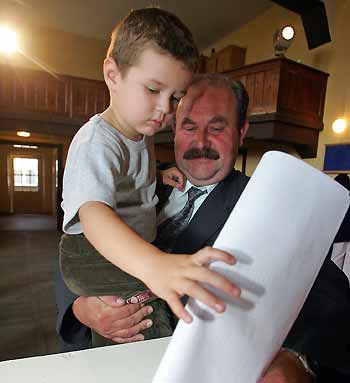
[56,169,350,377]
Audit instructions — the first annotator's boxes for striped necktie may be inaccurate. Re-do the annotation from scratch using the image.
[154,187,207,253]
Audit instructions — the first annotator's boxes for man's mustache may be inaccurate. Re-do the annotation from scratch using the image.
[183,147,220,160]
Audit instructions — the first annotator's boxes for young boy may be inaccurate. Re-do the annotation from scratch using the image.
[60,8,239,346]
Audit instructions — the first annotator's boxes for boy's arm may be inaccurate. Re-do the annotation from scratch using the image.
[79,201,240,323]
[160,166,186,191]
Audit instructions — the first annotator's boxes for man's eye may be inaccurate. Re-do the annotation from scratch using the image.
[183,124,196,131]
[210,125,224,132]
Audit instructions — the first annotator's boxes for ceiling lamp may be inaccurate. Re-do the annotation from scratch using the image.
[17,131,31,138]
[273,25,295,57]
[332,118,347,134]
[0,26,18,54]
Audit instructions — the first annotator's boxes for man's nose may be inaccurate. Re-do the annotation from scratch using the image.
[196,129,209,148]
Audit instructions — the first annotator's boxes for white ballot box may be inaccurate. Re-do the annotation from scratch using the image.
[0,337,170,383]
[153,151,350,383]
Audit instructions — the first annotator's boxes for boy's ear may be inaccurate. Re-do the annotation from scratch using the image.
[103,57,121,91]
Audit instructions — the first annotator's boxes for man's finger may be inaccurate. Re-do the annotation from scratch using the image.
[111,334,145,344]
[110,318,153,340]
[97,295,125,307]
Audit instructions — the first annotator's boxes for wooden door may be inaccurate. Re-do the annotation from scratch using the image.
[8,153,43,213]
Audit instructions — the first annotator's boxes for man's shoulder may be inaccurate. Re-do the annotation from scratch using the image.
[219,169,250,189]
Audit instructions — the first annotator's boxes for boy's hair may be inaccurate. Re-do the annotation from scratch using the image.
[107,8,199,73]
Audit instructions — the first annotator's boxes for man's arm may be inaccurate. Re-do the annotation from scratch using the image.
[55,261,91,349]
[283,257,350,377]
[55,263,153,347]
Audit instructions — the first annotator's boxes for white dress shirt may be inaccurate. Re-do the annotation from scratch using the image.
[157,180,217,226]
[331,241,350,281]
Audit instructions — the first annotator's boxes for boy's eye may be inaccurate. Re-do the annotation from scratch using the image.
[147,87,160,94]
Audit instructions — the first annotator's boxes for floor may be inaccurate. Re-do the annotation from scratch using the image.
[0,214,61,361]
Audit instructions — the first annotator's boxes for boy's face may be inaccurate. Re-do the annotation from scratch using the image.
[105,47,192,140]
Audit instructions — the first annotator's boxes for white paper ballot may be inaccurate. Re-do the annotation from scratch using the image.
[153,151,350,383]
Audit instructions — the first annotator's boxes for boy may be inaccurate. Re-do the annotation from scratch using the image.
[60,8,239,346]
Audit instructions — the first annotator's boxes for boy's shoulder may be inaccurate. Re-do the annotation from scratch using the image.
[73,114,150,153]
[74,115,125,147]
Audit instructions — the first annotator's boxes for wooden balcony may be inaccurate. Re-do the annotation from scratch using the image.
[225,58,329,158]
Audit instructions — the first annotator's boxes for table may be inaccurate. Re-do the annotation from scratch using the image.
[0,337,170,382]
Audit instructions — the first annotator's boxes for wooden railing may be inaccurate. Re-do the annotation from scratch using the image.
[0,64,109,134]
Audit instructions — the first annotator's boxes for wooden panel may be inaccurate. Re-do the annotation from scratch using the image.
[216,45,246,72]
[0,65,70,118]
[71,78,109,121]
[206,56,217,73]
[227,60,281,116]
[198,54,208,74]
[225,58,329,158]
[0,63,109,129]
[0,65,14,106]
[278,60,327,129]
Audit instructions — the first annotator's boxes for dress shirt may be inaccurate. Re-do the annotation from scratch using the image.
[157,180,217,226]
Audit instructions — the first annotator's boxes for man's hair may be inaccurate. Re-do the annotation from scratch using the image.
[190,73,249,129]
[107,8,199,73]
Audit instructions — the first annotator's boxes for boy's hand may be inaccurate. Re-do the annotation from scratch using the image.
[161,167,186,191]
[142,247,240,323]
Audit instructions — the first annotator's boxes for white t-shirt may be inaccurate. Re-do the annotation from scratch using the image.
[61,115,158,243]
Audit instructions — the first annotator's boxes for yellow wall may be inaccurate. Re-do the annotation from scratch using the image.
[0,22,108,80]
[203,0,350,174]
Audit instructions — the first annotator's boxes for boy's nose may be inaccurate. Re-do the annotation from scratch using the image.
[157,97,171,115]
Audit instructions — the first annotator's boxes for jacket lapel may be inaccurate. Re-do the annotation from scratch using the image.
[172,170,249,254]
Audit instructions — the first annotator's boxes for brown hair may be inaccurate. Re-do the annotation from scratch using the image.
[107,8,198,74]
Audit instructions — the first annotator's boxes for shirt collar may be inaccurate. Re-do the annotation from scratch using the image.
[175,180,217,198]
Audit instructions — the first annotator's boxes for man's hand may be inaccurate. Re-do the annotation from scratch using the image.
[72,295,153,343]
[258,349,313,383]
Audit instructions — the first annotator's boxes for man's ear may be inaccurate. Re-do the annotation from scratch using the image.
[239,120,249,146]
[103,57,120,92]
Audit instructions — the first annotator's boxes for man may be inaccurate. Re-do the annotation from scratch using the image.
[56,74,350,382]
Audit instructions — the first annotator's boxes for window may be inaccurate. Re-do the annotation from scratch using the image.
[13,157,39,192]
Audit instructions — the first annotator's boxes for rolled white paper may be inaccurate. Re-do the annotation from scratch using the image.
[153,151,350,383]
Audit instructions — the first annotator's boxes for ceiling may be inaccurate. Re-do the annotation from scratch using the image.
[1,0,272,50]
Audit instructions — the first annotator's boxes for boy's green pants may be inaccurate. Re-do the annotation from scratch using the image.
[59,233,174,347]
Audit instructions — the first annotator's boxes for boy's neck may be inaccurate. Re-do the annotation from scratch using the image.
[100,107,143,142]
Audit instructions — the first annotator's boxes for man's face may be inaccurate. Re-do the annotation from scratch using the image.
[174,86,247,186]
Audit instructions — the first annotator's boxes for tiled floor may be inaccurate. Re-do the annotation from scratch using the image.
[0,214,61,361]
